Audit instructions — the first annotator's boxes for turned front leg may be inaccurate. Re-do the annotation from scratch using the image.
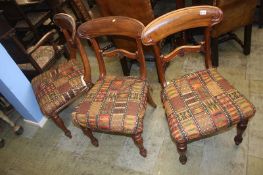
[51,114,72,138]
[132,133,147,157]
[234,119,248,145]
[176,142,187,165]
[81,127,98,147]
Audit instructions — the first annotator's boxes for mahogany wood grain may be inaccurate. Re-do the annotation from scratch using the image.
[78,16,147,80]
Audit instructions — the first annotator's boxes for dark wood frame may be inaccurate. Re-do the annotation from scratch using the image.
[142,6,250,164]
[77,16,157,157]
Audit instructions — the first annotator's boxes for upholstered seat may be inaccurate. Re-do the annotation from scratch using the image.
[162,69,256,144]
[142,6,256,164]
[72,76,148,134]
[32,59,89,116]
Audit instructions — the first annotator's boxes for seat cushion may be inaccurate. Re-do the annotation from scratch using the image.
[72,76,148,134]
[162,68,255,143]
[32,59,89,116]
[28,45,63,69]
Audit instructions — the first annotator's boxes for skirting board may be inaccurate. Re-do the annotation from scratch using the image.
[24,117,48,128]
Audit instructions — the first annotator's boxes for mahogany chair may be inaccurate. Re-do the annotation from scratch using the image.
[31,13,92,138]
[142,6,256,164]
[72,16,157,157]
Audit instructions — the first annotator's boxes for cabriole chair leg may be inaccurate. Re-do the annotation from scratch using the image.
[234,119,248,145]
[176,142,187,165]
[81,127,99,147]
[132,133,147,157]
[51,115,72,138]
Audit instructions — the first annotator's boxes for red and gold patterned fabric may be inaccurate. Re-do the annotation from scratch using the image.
[162,68,256,143]
[32,59,89,116]
[72,76,148,134]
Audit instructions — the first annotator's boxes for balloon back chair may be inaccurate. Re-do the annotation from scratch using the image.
[31,13,92,138]
[141,6,256,164]
[72,16,157,157]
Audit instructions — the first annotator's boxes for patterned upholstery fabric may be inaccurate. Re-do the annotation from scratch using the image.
[162,68,256,143]
[32,59,89,116]
[72,76,148,134]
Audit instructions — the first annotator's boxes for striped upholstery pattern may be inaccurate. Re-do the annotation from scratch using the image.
[32,59,89,116]
[72,76,148,134]
[162,68,256,143]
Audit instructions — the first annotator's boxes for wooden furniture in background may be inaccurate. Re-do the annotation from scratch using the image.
[0,15,63,80]
[210,0,258,67]
[31,13,92,138]
[259,0,263,28]
[95,0,156,76]
[72,16,156,157]
[0,0,52,41]
[142,6,256,164]
[70,0,93,22]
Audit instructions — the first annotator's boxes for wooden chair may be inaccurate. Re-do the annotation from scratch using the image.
[0,15,63,80]
[142,6,256,164]
[210,0,258,67]
[0,0,52,41]
[31,13,92,138]
[72,16,157,157]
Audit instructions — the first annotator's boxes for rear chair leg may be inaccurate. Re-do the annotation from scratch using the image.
[81,127,99,147]
[243,24,252,55]
[211,37,219,67]
[51,114,72,138]
[176,142,187,165]
[132,133,147,157]
[147,88,157,108]
[234,119,248,145]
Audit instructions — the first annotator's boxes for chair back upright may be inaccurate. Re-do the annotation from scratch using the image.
[77,16,147,80]
[141,6,223,88]
[53,13,92,83]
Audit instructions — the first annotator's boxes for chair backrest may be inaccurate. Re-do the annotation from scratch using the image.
[141,6,223,87]
[95,0,155,54]
[211,0,257,37]
[53,13,92,83]
[77,16,147,80]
